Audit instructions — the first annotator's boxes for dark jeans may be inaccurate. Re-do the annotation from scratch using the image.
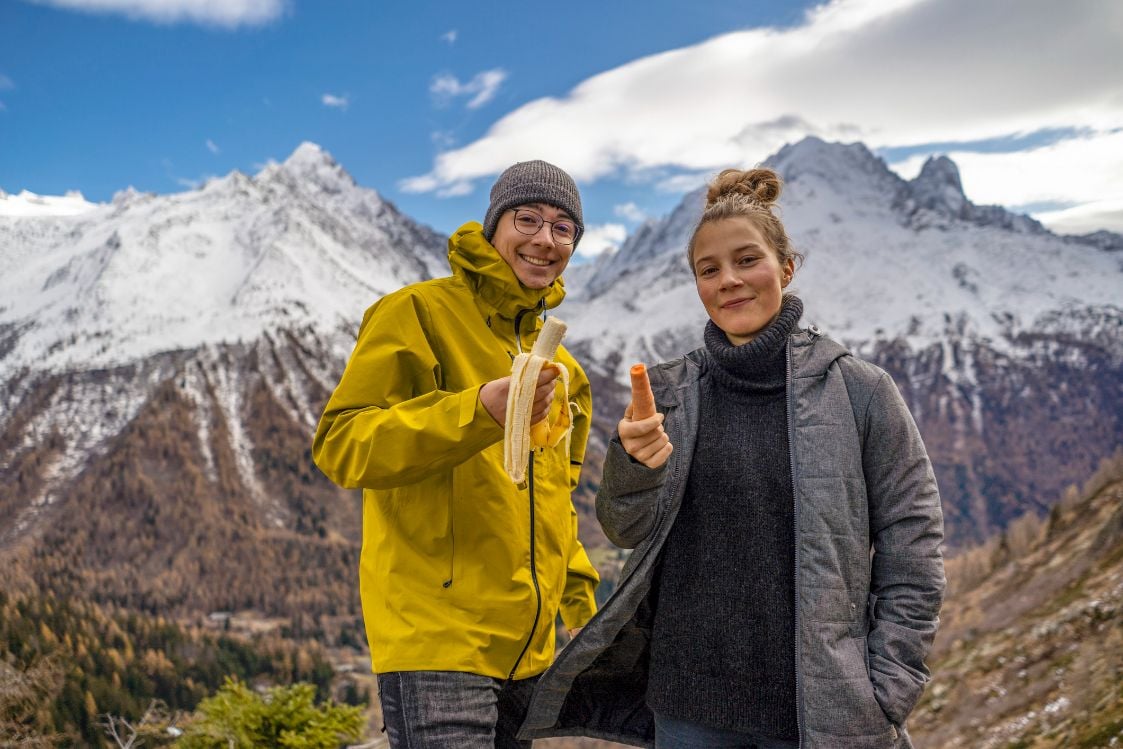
[654,712,800,749]
[377,670,539,749]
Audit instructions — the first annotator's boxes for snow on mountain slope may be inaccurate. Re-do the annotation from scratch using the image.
[0,189,100,217]
[0,142,447,381]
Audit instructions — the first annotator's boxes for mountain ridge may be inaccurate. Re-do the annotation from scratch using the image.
[0,143,447,381]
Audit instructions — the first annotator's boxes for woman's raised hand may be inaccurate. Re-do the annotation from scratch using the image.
[619,364,673,468]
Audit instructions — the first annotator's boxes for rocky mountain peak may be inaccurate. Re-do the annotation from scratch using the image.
[895,153,1047,234]
[766,135,904,194]
[255,142,358,197]
[910,155,968,214]
[282,141,339,174]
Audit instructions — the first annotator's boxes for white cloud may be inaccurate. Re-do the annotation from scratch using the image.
[575,223,628,258]
[656,173,710,194]
[430,69,507,110]
[405,0,1123,230]
[437,181,473,198]
[399,174,439,194]
[322,93,349,110]
[441,29,457,44]
[1035,198,1123,236]
[614,202,647,222]
[0,101,6,112]
[0,74,13,90]
[25,0,286,27]
[888,130,1123,211]
[205,138,220,154]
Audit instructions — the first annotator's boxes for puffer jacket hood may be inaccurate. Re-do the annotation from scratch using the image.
[448,222,566,320]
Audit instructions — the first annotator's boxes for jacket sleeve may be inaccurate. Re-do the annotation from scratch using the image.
[311,289,504,491]
[862,372,946,726]
[594,437,668,549]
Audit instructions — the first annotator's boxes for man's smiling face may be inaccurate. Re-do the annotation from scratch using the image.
[490,202,575,289]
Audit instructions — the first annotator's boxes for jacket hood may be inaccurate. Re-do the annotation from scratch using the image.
[790,329,851,378]
[448,222,566,319]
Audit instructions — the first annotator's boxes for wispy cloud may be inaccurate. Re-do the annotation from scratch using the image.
[440,29,457,44]
[614,202,647,222]
[161,156,214,190]
[175,173,215,189]
[430,69,507,110]
[322,93,349,111]
[656,172,710,194]
[205,138,220,154]
[431,131,457,149]
[404,0,1123,227]
[1034,198,1123,236]
[575,223,628,258]
[24,0,287,28]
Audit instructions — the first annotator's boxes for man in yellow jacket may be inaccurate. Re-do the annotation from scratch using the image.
[312,160,599,748]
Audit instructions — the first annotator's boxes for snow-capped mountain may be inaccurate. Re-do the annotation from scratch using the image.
[0,144,446,609]
[565,136,1122,369]
[0,142,446,381]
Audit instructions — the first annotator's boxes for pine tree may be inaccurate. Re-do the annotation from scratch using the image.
[176,678,363,749]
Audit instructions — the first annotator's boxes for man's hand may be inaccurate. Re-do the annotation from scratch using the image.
[619,402,673,469]
[480,366,559,427]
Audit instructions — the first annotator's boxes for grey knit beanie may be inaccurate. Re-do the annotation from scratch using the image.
[482,160,583,245]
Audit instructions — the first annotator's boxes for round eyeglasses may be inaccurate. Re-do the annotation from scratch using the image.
[511,209,581,246]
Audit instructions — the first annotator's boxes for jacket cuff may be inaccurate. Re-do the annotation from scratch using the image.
[602,437,668,495]
[460,384,504,434]
[561,590,597,630]
[869,650,924,726]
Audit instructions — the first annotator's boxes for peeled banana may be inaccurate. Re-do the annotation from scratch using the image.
[504,316,572,483]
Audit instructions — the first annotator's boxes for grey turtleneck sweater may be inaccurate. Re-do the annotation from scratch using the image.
[646,296,803,740]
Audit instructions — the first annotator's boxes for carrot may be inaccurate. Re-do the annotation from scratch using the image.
[629,363,657,420]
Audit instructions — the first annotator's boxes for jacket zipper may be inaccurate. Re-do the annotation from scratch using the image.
[508,452,542,680]
[787,341,805,748]
[508,305,544,680]
[443,491,455,588]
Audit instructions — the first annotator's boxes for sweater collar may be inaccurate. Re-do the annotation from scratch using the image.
[704,296,804,390]
[447,222,566,320]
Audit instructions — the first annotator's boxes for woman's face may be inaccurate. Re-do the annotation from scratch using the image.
[692,217,794,345]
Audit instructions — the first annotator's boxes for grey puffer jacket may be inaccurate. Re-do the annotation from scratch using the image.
[520,329,945,748]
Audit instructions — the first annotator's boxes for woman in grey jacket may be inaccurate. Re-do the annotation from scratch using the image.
[520,168,945,749]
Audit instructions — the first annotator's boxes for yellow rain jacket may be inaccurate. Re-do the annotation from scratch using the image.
[313,222,599,680]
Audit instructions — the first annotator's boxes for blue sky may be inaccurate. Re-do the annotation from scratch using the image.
[1,0,1121,255]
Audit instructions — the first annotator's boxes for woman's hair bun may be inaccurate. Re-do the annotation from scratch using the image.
[705,167,782,209]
